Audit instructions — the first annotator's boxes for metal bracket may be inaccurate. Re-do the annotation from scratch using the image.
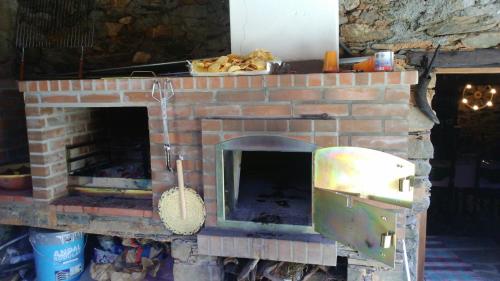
[399,176,414,193]
[380,232,394,249]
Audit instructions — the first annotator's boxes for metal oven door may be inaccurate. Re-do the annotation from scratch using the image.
[312,147,415,267]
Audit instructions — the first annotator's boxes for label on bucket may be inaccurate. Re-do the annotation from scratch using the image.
[53,245,82,263]
[55,264,82,281]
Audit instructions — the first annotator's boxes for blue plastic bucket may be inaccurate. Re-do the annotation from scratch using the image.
[29,228,85,281]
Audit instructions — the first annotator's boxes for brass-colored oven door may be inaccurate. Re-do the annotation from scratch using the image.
[312,147,415,267]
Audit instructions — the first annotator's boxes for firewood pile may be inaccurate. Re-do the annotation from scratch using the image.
[223,258,346,281]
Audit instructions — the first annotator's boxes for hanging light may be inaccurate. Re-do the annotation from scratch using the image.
[461,84,496,111]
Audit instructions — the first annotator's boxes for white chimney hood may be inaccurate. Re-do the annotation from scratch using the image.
[229,0,339,62]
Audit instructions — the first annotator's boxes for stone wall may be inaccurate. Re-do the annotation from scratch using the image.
[339,0,500,55]
[1,0,499,77]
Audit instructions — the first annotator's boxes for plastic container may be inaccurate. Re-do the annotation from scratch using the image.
[29,228,85,281]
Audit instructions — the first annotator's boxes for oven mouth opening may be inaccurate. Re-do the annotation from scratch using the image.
[222,150,313,227]
[66,107,152,192]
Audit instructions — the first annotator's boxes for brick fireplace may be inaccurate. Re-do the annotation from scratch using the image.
[16,71,419,278]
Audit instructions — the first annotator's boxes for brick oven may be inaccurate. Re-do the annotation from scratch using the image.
[17,70,418,278]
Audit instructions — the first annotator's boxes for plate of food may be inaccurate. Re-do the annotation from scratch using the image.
[188,49,280,76]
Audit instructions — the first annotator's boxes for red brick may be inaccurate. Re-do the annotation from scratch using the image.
[170,78,181,89]
[33,188,52,199]
[129,79,142,90]
[98,207,144,217]
[325,87,381,100]
[285,134,313,143]
[266,120,288,131]
[222,77,236,89]
[387,72,402,84]
[242,104,291,117]
[118,79,129,90]
[269,89,322,101]
[30,166,51,177]
[24,95,39,104]
[168,119,201,131]
[250,76,264,88]
[29,142,48,153]
[403,71,419,85]
[352,104,408,117]
[203,134,222,145]
[307,74,322,86]
[243,120,266,131]
[18,82,27,92]
[235,76,250,88]
[324,74,337,86]
[371,72,386,85]
[195,105,241,117]
[205,214,217,226]
[385,120,409,132]
[64,205,83,213]
[294,74,307,87]
[351,135,408,150]
[105,79,117,91]
[216,91,266,102]
[42,95,78,103]
[82,80,93,91]
[279,75,293,87]
[81,94,120,103]
[339,120,383,132]
[208,77,222,89]
[314,135,338,147]
[124,92,157,102]
[292,241,307,263]
[143,210,153,218]
[355,72,369,85]
[37,81,48,91]
[148,105,191,118]
[59,80,70,91]
[314,120,337,132]
[195,77,208,89]
[294,104,348,117]
[201,120,222,131]
[278,240,292,261]
[222,120,243,131]
[290,120,312,132]
[27,81,37,92]
[265,75,278,88]
[183,77,194,89]
[71,80,82,91]
[48,81,59,91]
[172,92,213,103]
[92,80,104,91]
[385,87,410,102]
[339,73,354,85]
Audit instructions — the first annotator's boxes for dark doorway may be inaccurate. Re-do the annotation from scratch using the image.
[426,73,500,281]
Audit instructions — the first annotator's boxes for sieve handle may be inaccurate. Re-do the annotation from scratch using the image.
[176,159,187,219]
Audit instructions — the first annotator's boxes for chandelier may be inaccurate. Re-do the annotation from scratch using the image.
[461,84,496,111]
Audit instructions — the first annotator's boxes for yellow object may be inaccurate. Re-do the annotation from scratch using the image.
[191,49,275,73]
[158,159,206,235]
[322,51,338,73]
[353,57,375,72]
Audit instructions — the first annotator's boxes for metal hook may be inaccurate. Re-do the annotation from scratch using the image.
[151,80,161,102]
[165,80,176,100]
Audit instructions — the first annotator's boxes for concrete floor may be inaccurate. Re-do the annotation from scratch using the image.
[426,236,500,281]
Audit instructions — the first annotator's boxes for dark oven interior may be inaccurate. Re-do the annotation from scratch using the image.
[223,150,312,226]
[67,107,151,181]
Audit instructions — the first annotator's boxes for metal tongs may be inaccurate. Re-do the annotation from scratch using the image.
[152,80,176,172]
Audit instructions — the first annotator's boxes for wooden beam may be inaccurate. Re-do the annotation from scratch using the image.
[417,212,428,281]
[434,67,500,74]
[407,49,500,68]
